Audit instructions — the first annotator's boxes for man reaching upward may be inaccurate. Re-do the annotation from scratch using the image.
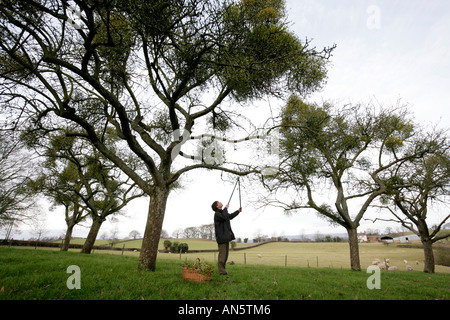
[211,201,242,275]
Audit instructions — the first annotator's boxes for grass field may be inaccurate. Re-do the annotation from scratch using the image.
[1,247,449,300]
[63,237,250,250]
[77,239,450,274]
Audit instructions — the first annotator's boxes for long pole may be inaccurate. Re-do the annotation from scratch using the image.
[227,179,239,206]
[238,177,241,208]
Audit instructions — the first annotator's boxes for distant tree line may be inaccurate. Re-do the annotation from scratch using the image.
[171,224,215,240]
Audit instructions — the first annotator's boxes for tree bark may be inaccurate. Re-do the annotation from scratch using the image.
[61,223,74,251]
[416,219,436,273]
[347,228,361,271]
[81,216,105,254]
[138,187,169,271]
[422,239,435,273]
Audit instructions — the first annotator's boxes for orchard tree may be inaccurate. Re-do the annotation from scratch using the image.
[0,0,333,270]
[0,130,38,228]
[25,130,88,251]
[28,133,145,253]
[376,130,450,273]
[266,96,435,271]
[30,156,89,251]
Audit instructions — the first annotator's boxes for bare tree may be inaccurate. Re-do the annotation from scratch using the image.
[30,211,47,247]
[160,229,168,239]
[129,230,141,240]
[183,226,199,239]
[0,130,38,229]
[171,228,183,239]
[199,223,214,240]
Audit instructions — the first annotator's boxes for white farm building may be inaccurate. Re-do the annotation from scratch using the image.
[392,234,421,243]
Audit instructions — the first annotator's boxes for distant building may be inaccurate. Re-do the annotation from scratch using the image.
[380,236,394,243]
[393,234,421,243]
[357,232,368,242]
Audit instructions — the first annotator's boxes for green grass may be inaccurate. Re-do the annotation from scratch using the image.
[1,247,449,300]
[62,237,249,250]
[88,241,450,274]
[58,237,450,274]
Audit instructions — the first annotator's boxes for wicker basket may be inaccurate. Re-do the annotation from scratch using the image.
[182,258,212,283]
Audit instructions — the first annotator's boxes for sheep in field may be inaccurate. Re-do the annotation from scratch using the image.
[388,266,398,271]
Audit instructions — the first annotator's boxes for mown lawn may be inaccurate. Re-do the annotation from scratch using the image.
[0,247,448,300]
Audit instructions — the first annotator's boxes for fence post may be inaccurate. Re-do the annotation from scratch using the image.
[316,256,319,268]
[244,253,246,265]
[285,255,287,267]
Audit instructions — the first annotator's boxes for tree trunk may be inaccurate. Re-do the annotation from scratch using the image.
[61,223,75,251]
[347,228,361,271]
[81,216,104,254]
[417,219,435,273]
[422,239,435,273]
[138,187,169,271]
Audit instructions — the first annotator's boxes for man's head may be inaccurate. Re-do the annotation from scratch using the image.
[211,201,223,211]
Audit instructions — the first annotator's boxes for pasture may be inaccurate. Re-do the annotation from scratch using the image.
[82,239,450,274]
[0,245,449,300]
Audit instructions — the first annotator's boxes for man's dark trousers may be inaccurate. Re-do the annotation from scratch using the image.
[218,242,229,275]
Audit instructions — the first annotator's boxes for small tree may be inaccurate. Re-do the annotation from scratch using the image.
[172,228,183,239]
[27,133,145,253]
[170,241,180,253]
[129,230,141,240]
[163,240,171,250]
[27,139,89,251]
[0,131,38,228]
[377,130,450,273]
[178,243,189,253]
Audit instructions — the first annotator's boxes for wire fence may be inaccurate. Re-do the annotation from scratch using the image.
[158,251,349,269]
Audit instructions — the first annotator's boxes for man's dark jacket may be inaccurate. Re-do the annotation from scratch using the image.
[213,208,240,244]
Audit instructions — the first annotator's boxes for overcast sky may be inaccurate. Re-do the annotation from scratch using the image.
[14,0,450,241]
